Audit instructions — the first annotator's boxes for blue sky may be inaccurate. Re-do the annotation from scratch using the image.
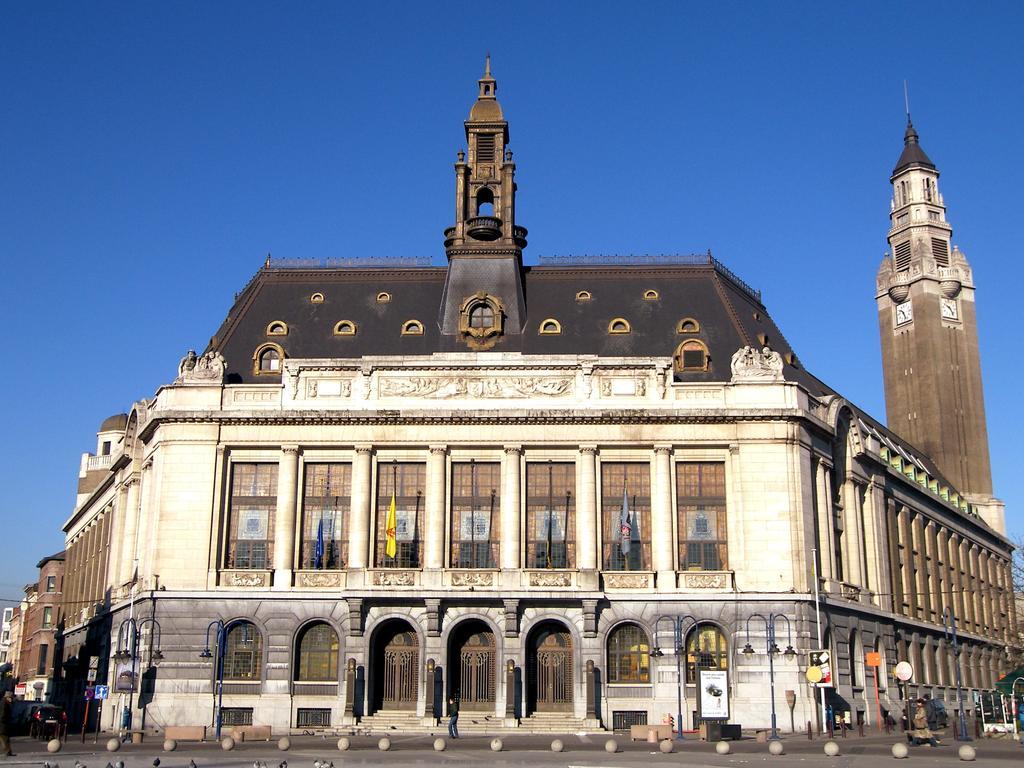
[1,2,1021,601]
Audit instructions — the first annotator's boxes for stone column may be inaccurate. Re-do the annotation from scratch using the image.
[273,445,300,589]
[841,481,863,587]
[652,445,674,580]
[814,461,835,581]
[501,446,522,570]
[106,484,129,589]
[936,528,950,619]
[348,446,373,569]
[120,476,142,585]
[425,446,447,569]
[576,446,598,572]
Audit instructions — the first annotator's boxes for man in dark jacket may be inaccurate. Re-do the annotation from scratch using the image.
[447,695,459,739]
[0,690,14,756]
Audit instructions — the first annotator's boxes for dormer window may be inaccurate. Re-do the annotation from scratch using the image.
[401,319,424,336]
[643,289,659,301]
[538,319,562,335]
[266,321,288,336]
[608,318,631,334]
[674,340,710,372]
[310,292,324,304]
[253,343,285,375]
[333,320,357,336]
[676,318,700,334]
[458,293,504,349]
[576,290,592,302]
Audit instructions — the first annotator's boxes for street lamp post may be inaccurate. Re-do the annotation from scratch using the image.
[113,616,163,737]
[652,614,698,741]
[742,613,796,741]
[199,620,228,740]
[942,607,971,742]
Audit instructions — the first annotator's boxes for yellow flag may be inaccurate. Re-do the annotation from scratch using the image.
[385,491,398,558]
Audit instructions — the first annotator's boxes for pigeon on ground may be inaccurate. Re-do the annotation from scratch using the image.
[189,761,197,768]
[153,759,161,768]
[279,762,287,768]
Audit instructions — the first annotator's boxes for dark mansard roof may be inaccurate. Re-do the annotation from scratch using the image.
[206,254,815,389]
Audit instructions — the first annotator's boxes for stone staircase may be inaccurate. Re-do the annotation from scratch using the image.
[353,710,601,735]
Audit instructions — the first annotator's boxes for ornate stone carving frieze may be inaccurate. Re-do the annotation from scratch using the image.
[527,571,572,587]
[449,570,495,587]
[602,572,652,590]
[372,570,417,587]
[295,570,344,588]
[378,375,572,399]
[305,378,352,399]
[221,570,269,588]
[679,570,731,590]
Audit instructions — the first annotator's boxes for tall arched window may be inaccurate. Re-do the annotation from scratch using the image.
[224,621,262,681]
[294,622,340,682]
[685,624,728,684]
[607,623,650,683]
[850,630,865,688]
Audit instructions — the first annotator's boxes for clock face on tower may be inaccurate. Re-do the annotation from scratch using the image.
[941,298,959,321]
[895,301,913,326]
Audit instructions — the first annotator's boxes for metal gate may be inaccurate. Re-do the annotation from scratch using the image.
[383,630,418,709]
[458,630,496,710]
[531,627,573,712]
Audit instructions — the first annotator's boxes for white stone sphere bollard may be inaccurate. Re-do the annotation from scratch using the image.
[277,736,291,750]
[605,738,619,753]
[768,739,785,755]
[716,740,731,755]
[958,744,977,761]
[659,739,674,753]
[824,740,840,757]
[891,742,909,759]
[106,737,121,752]
[550,739,564,752]
[221,736,235,751]
[47,739,62,753]
[163,739,177,752]
[378,736,391,751]
[337,736,351,751]
[433,737,447,751]
[490,737,503,752]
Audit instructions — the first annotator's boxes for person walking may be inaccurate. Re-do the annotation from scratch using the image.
[447,695,460,739]
[0,690,15,757]
[908,699,940,747]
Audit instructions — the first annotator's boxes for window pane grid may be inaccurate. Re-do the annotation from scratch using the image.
[677,463,727,571]
[608,624,650,683]
[685,625,727,684]
[224,622,262,681]
[450,462,500,568]
[301,463,351,569]
[296,623,340,682]
[601,463,651,571]
[526,463,576,569]
[375,463,425,568]
[227,463,278,570]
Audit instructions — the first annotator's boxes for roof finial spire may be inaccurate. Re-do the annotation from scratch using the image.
[903,79,911,125]
[485,53,491,77]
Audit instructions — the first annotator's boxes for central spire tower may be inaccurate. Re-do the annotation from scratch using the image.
[440,58,528,346]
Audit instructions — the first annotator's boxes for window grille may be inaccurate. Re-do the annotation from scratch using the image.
[608,624,651,683]
[375,462,425,567]
[295,623,339,682]
[612,710,647,731]
[677,463,727,571]
[226,463,277,570]
[301,464,351,569]
[601,463,651,571]
[476,134,495,163]
[685,625,728,684]
[525,462,576,568]
[894,241,911,271]
[450,462,500,568]
[224,622,262,681]
[220,708,253,726]
[931,238,949,267]
[296,708,331,728]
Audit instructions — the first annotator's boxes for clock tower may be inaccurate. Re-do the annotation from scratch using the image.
[876,119,1000,527]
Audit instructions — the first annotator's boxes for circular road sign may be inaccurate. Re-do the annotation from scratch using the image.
[893,661,914,682]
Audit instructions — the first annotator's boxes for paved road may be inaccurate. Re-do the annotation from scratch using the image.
[2,732,1020,767]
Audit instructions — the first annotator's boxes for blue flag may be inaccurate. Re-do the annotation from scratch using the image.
[314,518,325,569]
[619,488,632,556]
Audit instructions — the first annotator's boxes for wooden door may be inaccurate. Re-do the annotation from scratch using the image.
[383,630,418,710]
[533,628,573,712]
[457,629,496,710]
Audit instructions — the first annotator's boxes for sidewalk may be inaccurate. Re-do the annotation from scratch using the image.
[2,731,1022,767]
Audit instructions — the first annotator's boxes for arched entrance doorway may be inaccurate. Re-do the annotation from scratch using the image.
[370,620,419,712]
[527,621,573,714]
[448,620,497,711]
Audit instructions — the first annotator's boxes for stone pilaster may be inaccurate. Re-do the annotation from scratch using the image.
[501,446,522,570]
[576,446,598,572]
[348,446,373,569]
[652,445,674,581]
[273,445,300,589]
[814,461,835,582]
[425,446,447,569]
[119,477,142,585]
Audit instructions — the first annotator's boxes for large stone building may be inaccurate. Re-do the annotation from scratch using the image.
[58,64,1014,736]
